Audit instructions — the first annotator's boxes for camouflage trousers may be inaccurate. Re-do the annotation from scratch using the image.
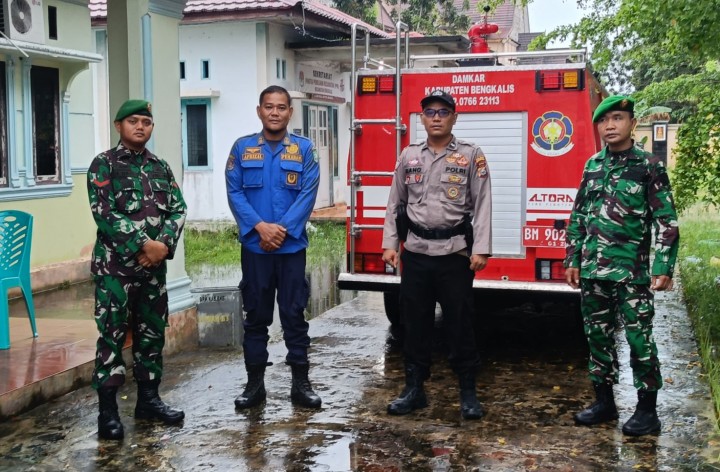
[91,274,168,389]
[579,279,662,391]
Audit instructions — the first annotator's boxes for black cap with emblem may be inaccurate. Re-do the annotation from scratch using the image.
[420,90,456,111]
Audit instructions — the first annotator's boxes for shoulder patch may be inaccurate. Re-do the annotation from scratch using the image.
[474,154,488,178]
[226,154,236,171]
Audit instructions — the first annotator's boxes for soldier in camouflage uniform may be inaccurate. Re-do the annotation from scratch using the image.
[87,99,187,440]
[565,95,679,436]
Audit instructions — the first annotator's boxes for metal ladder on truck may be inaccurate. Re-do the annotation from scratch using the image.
[346,21,409,275]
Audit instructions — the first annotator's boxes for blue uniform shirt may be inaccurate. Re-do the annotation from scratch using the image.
[226,132,320,254]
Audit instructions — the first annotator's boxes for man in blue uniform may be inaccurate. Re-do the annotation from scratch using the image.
[225,85,321,409]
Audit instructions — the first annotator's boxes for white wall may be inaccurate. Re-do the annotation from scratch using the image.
[180,21,259,222]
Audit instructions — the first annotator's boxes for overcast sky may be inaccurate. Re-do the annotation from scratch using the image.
[527,0,587,33]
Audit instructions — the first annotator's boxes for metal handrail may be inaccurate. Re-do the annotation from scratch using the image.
[348,21,408,272]
[409,49,587,67]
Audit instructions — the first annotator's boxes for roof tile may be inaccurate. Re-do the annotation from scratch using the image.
[89,0,389,37]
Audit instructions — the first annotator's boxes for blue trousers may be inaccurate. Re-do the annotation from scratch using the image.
[240,247,310,366]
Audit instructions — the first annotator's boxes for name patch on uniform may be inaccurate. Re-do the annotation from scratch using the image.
[447,187,460,199]
[286,172,299,185]
[405,166,423,174]
[114,169,134,178]
[282,153,303,163]
[242,147,264,160]
[444,166,467,175]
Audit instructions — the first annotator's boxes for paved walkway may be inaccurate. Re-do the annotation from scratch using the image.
[0,203,347,419]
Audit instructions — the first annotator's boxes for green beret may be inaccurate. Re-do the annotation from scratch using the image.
[114,99,153,122]
[592,95,634,122]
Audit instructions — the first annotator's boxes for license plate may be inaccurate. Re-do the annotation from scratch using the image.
[522,226,567,248]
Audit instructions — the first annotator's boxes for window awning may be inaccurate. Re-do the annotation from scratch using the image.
[181,89,221,99]
[0,38,102,63]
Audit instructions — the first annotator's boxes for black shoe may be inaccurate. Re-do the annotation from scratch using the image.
[290,363,322,409]
[135,380,185,424]
[97,386,124,440]
[458,372,484,420]
[235,364,267,409]
[574,382,619,426]
[622,390,661,436]
[387,364,428,416]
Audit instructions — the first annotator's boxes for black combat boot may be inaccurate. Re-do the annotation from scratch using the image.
[135,379,185,424]
[98,386,124,440]
[234,363,267,409]
[387,364,428,415]
[458,372,484,420]
[574,382,619,425]
[290,363,322,408]
[622,390,661,436]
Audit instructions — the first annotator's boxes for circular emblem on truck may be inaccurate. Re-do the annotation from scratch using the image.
[531,111,575,157]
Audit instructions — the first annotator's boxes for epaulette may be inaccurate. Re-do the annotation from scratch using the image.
[237,132,259,141]
[455,138,474,147]
[289,132,311,143]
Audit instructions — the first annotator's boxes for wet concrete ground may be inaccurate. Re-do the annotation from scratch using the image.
[1,287,719,471]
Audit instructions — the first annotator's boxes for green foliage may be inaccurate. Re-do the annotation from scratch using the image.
[678,208,720,424]
[184,222,346,268]
[184,226,241,267]
[523,0,720,212]
[382,0,471,35]
[636,64,720,211]
[333,0,378,26]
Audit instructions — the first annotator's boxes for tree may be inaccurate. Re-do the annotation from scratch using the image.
[523,0,720,211]
[333,0,378,26]
[385,0,471,35]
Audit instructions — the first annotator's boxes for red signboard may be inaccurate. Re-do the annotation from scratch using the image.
[522,226,567,248]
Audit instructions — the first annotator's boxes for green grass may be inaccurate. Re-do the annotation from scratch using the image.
[678,206,720,427]
[184,221,346,268]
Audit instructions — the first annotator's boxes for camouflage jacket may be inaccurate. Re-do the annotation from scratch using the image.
[87,143,187,277]
[564,145,679,284]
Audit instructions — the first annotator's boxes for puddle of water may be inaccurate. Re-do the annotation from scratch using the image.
[310,434,355,472]
[187,258,357,321]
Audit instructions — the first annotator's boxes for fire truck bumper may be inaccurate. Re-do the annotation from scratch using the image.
[337,272,579,294]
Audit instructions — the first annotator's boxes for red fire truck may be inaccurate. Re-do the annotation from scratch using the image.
[338,23,606,329]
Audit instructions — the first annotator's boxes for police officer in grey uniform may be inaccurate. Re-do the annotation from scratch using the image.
[382,90,492,419]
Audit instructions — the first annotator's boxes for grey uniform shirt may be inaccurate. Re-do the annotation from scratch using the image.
[382,136,492,256]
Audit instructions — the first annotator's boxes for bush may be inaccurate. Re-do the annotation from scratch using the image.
[678,206,720,426]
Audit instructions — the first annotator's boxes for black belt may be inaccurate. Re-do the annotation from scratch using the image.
[408,220,465,240]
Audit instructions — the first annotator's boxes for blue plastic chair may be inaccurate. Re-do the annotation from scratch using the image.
[0,210,38,349]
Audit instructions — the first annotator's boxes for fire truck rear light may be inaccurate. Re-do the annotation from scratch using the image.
[354,253,393,274]
[563,70,579,89]
[536,70,585,91]
[359,76,378,94]
[537,260,565,281]
[378,75,395,93]
[540,72,561,90]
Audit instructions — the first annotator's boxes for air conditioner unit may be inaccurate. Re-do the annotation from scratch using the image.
[0,0,45,44]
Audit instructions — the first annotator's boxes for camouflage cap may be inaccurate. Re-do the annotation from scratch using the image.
[114,99,153,122]
[420,90,456,111]
[592,95,634,122]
